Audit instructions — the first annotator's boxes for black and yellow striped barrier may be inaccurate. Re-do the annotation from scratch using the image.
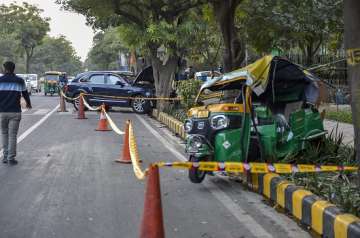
[253,173,360,238]
[154,110,186,140]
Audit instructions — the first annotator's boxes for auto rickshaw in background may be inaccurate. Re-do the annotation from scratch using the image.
[184,56,326,183]
[42,71,65,96]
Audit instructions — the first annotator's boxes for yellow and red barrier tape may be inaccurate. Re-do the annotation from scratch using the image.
[103,108,125,135]
[154,161,358,174]
[60,90,81,101]
[60,89,180,101]
[82,96,102,111]
[81,93,181,101]
[128,121,148,180]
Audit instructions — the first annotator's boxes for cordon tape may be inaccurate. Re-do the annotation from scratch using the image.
[154,161,358,174]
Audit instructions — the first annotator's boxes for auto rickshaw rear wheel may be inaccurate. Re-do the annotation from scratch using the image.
[188,155,206,184]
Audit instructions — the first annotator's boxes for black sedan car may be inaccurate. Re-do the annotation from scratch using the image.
[65,67,154,114]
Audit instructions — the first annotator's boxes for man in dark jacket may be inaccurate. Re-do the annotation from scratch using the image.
[0,61,32,165]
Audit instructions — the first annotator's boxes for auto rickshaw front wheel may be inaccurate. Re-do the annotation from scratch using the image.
[188,155,206,184]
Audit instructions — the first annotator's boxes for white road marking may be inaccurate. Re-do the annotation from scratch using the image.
[0,105,60,158]
[136,114,273,238]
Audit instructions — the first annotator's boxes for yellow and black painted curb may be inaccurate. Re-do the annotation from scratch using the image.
[248,173,360,238]
[153,109,186,140]
[154,111,360,238]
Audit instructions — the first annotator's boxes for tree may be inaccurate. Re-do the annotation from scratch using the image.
[211,0,245,72]
[0,3,50,73]
[344,0,360,185]
[186,6,223,69]
[239,0,343,66]
[32,36,83,75]
[85,28,129,71]
[57,0,207,111]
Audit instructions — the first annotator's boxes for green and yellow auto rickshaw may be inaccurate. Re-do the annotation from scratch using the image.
[184,56,326,183]
[42,71,64,96]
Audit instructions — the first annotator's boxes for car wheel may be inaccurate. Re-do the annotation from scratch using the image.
[188,156,206,184]
[131,96,150,114]
[73,94,80,111]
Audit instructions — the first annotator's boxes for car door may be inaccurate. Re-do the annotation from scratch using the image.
[105,74,131,107]
[83,74,107,106]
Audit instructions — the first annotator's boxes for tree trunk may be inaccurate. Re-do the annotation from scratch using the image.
[344,0,360,185]
[151,54,178,112]
[25,47,34,74]
[212,0,245,73]
[306,44,314,66]
[25,52,31,74]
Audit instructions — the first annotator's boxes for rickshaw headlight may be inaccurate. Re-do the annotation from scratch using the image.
[210,115,229,130]
[189,136,203,149]
[184,119,193,133]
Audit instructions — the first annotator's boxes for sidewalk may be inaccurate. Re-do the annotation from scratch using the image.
[324,119,354,145]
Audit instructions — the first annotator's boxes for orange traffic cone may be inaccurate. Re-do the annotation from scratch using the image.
[58,92,68,112]
[139,165,165,238]
[115,120,132,163]
[95,106,111,131]
[77,94,87,119]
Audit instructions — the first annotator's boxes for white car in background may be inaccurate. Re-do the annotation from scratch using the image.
[195,71,222,82]
[28,74,40,92]
[17,74,32,95]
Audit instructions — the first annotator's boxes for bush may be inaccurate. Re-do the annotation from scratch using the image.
[176,79,202,110]
[283,127,359,216]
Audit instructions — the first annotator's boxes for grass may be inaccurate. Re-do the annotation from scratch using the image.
[325,110,353,124]
[283,127,359,216]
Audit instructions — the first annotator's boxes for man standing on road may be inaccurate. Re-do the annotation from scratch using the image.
[0,62,32,165]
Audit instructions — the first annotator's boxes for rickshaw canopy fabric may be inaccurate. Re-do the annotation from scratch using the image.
[199,55,320,105]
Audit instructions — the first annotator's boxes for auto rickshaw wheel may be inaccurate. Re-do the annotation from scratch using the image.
[188,155,206,184]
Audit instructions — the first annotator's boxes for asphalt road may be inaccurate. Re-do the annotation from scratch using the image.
[0,95,312,238]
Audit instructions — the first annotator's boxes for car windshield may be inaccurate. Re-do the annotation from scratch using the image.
[197,88,243,106]
[45,75,59,81]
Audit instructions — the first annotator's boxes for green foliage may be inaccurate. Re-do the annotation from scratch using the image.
[238,0,343,64]
[325,110,353,124]
[176,80,203,110]
[0,2,50,72]
[185,6,223,68]
[86,28,129,71]
[32,36,83,75]
[284,127,359,216]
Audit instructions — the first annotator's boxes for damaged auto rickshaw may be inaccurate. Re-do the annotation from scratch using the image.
[184,56,326,183]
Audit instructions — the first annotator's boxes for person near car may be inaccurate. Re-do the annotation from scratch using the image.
[0,61,32,165]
